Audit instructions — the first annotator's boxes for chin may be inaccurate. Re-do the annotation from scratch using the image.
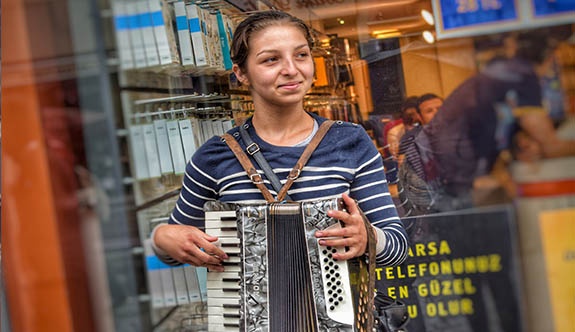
[271,95,306,107]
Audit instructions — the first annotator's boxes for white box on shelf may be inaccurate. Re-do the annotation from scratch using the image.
[128,124,150,180]
[166,119,187,174]
[126,0,148,68]
[185,4,209,67]
[110,0,134,70]
[153,119,174,174]
[173,1,195,66]
[147,0,180,66]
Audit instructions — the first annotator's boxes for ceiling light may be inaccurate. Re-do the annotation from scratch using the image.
[371,29,399,35]
[375,31,401,39]
[372,28,400,39]
[422,30,435,44]
[421,9,435,26]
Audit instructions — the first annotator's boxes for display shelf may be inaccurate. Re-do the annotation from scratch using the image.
[100,0,244,329]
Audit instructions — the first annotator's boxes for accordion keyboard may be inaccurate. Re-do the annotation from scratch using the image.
[205,210,242,332]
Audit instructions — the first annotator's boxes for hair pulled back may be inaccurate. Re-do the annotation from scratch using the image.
[230,10,314,70]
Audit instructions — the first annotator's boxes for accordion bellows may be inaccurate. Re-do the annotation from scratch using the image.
[204,198,374,332]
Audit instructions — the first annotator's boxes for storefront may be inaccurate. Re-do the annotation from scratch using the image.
[2,0,574,331]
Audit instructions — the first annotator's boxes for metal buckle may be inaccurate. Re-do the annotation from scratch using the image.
[249,173,264,184]
[287,169,301,180]
[246,143,260,155]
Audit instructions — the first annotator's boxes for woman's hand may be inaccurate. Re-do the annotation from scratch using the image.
[154,224,228,272]
[314,193,373,260]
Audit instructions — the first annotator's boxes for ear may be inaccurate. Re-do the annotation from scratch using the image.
[232,64,249,86]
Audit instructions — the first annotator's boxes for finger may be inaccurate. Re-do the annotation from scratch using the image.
[326,209,350,223]
[315,226,346,239]
[334,240,368,260]
[183,255,224,272]
[198,238,229,260]
[341,193,360,215]
[181,243,224,266]
[189,230,227,259]
[318,237,348,248]
[327,194,361,225]
[180,254,204,267]
[202,233,220,243]
[205,263,225,272]
[333,249,360,261]
[196,248,226,266]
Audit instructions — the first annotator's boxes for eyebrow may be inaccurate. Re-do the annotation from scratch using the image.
[255,44,309,57]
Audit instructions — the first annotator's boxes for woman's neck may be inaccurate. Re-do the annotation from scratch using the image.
[251,107,315,146]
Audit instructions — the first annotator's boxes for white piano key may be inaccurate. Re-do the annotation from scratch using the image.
[207,315,241,326]
[205,210,236,223]
[208,306,240,316]
[208,323,239,332]
[217,237,240,245]
[207,288,240,298]
[207,279,240,290]
[207,296,240,307]
[205,219,237,229]
[222,256,241,264]
[207,271,240,281]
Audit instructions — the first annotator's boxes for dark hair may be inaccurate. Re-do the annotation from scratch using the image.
[230,10,315,70]
[401,96,420,125]
[417,93,442,113]
[401,96,419,112]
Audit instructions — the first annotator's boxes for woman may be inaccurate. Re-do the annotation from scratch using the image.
[152,10,408,271]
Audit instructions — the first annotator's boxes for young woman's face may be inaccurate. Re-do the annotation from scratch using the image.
[233,24,314,108]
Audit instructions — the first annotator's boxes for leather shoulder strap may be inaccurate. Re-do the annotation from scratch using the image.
[223,119,335,203]
[221,133,276,203]
[239,124,289,200]
[277,120,335,201]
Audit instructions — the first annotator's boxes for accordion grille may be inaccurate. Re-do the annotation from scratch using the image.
[268,203,318,331]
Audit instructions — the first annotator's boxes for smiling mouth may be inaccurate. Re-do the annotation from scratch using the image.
[278,82,301,88]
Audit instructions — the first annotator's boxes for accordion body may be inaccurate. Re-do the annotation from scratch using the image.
[204,198,374,332]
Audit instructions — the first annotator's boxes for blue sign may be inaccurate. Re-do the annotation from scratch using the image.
[432,0,524,39]
[532,0,575,16]
[439,0,519,30]
[432,0,575,39]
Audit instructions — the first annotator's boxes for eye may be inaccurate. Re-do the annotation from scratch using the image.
[262,56,278,64]
[296,51,310,59]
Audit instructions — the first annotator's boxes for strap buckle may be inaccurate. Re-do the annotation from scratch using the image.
[246,142,260,155]
[249,173,264,184]
[287,169,301,180]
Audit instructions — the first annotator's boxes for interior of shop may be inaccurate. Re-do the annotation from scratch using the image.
[2,0,575,331]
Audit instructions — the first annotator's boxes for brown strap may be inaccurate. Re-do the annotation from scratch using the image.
[362,209,377,331]
[221,134,276,203]
[276,120,335,201]
[222,119,335,203]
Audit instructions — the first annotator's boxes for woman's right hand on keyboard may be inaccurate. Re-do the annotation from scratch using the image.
[154,224,228,271]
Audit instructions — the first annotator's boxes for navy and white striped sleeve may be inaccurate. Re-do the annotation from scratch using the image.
[169,153,219,228]
[350,129,409,266]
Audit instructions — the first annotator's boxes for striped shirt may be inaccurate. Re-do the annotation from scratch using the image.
[169,113,409,266]
[398,125,426,180]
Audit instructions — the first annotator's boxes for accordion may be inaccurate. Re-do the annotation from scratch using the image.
[204,197,375,332]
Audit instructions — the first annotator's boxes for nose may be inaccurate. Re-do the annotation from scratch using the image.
[280,58,298,76]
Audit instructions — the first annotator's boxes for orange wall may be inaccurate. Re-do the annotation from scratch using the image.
[400,36,477,99]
